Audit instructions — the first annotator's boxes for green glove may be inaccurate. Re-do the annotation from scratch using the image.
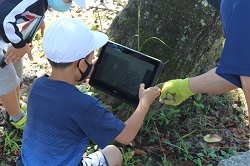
[158,78,195,106]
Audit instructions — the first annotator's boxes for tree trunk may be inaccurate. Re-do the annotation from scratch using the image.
[108,0,224,83]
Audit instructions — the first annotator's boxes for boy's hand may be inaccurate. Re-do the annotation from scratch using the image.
[5,44,32,64]
[158,78,195,106]
[139,83,161,106]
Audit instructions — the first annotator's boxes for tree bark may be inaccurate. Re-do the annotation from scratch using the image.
[108,0,224,83]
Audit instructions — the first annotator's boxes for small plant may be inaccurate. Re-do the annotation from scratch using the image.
[148,135,159,143]
[160,154,175,166]
[114,103,128,111]
[198,142,217,159]
[152,110,171,126]
[120,148,141,166]
[218,148,240,160]
[193,158,203,166]
[143,107,181,129]
[196,142,217,165]
[4,130,22,156]
[193,101,205,111]
[126,0,170,54]
[85,144,99,155]
[76,84,98,97]
[76,84,88,93]
[174,130,196,157]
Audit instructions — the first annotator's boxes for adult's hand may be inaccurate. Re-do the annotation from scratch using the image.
[5,44,32,64]
[158,78,195,106]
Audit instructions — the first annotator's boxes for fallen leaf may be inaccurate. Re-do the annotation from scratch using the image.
[135,162,143,166]
[134,149,147,156]
[203,133,222,143]
[129,140,136,148]
[232,128,246,139]
[179,161,195,166]
[147,146,159,153]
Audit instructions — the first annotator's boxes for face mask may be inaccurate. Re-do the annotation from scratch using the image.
[75,59,93,82]
[48,0,72,12]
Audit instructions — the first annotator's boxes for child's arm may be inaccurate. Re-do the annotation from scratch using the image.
[5,44,32,64]
[115,83,160,145]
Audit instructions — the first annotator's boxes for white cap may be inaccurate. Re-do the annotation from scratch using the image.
[74,0,86,8]
[43,18,108,63]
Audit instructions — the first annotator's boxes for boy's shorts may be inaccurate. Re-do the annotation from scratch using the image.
[0,38,23,96]
[80,151,109,166]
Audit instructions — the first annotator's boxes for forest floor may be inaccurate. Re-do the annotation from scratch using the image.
[1,0,250,165]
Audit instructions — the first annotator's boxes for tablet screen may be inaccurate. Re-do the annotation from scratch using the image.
[89,41,163,107]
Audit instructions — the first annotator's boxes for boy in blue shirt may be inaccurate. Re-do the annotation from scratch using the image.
[19,18,161,165]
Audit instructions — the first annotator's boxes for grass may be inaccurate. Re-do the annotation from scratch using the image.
[1,91,249,165]
[126,0,171,56]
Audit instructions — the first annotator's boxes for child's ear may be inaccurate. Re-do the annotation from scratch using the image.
[76,59,87,71]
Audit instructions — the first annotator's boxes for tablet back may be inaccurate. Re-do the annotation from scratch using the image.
[21,15,44,43]
[0,16,44,68]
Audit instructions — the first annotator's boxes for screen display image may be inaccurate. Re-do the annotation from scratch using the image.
[90,41,164,107]
[95,45,155,96]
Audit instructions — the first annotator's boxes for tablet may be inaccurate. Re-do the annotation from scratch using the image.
[0,16,44,68]
[89,41,164,107]
[21,15,44,43]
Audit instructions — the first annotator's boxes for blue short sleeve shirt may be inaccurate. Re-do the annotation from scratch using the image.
[21,76,125,165]
[216,0,250,88]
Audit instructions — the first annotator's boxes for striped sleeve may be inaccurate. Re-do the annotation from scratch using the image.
[0,0,40,48]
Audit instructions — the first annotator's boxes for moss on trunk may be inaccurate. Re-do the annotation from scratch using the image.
[108,0,224,82]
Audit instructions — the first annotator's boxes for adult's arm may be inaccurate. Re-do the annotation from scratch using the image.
[189,67,237,94]
[158,67,237,106]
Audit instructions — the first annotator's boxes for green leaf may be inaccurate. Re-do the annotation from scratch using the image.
[197,153,205,157]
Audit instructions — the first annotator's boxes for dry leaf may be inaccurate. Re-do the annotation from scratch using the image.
[130,140,136,148]
[134,149,147,156]
[232,128,246,139]
[203,133,222,143]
